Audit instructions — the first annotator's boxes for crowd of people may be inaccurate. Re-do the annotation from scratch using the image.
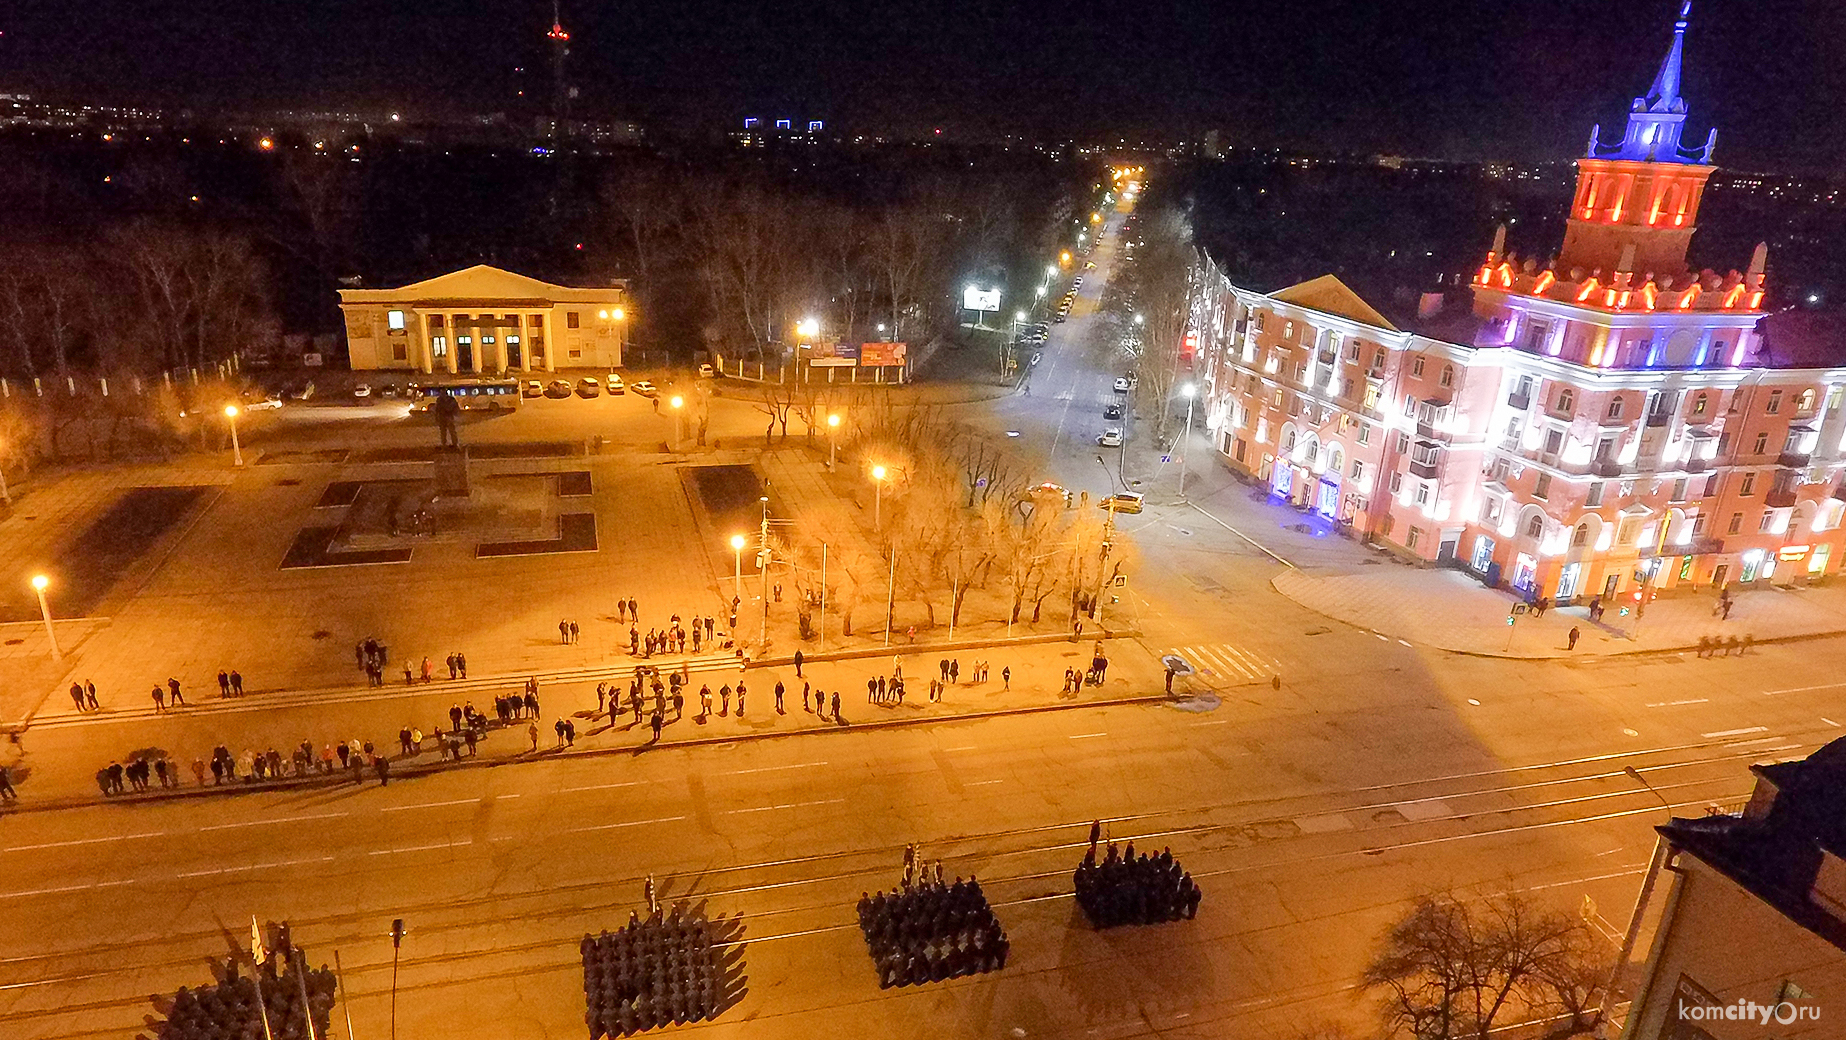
[856,852,1009,988]
[582,904,736,1037]
[1073,825,1202,929]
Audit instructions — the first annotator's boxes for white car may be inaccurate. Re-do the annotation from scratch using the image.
[352,383,373,399]
[698,363,714,378]
[606,374,625,394]
[1098,429,1123,447]
[631,380,658,397]
[1112,378,1130,393]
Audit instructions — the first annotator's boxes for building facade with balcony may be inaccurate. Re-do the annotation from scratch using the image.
[1198,4,1846,604]
[338,264,629,375]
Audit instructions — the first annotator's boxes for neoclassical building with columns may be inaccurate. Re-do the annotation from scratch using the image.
[338,265,629,374]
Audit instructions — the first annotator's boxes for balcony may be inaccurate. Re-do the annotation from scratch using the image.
[1645,411,1673,428]
[1767,487,1799,508]
[1592,459,1623,478]
[1778,450,1814,469]
[1646,537,1725,558]
[1409,458,1440,480]
[1686,456,1710,474]
[1507,389,1531,410]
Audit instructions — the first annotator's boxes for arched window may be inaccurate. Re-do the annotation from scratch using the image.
[1526,515,1545,539]
[1693,392,1708,416]
[1572,523,1589,547]
[1439,364,1454,387]
[1606,397,1624,420]
[1556,389,1575,415]
[1800,388,1817,412]
[1283,430,1296,451]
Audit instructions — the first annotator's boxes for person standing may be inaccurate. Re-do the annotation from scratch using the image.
[1568,626,1581,651]
[570,619,580,644]
[217,670,230,697]
[830,691,841,720]
[949,659,960,685]
[527,721,539,751]
[1164,666,1176,694]
[1002,666,1011,691]
[737,682,746,718]
[457,652,468,678]
[151,685,166,712]
[69,683,85,712]
[774,681,785,713]
[650,710,664,743]
[447,653,459,679]
[793,650,804,678]
[374,756,390,786]
[228,672,241,697]
[85,681,98,710]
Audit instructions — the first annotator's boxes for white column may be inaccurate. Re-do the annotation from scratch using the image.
[522,317,533,373]
[545,311,557,373]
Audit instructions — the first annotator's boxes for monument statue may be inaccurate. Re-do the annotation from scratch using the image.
[434,391,462,448]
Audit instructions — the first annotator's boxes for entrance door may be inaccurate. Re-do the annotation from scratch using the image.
[1603,572,1620,598]
[506,338,523,369]
[1471,535,1496,572]
[1512,553,1538,593]
[1712,564,1729,589]
[1316,478,1340,518]
[1437,535,1458,562]
[457,337,474,371]
[1271,464,1293,499]
[1558,562,1582,600]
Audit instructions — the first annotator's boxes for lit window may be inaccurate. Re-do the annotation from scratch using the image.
[387,310,405,330]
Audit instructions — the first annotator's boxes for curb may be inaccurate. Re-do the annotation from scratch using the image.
[0,691,1178,815]
[748,628,1140,669]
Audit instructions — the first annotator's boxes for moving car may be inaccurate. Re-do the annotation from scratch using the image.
[576,376,602,398]
[1113,378,1130,393]
[523,380,545,399]
[1028,482,1072,507]
[544,379,574,399]
[607,374,625,394]
[1101,492,1144,514]
[1103,403,1122,420]
[630,380,658,397]
[1098,428,1123,447]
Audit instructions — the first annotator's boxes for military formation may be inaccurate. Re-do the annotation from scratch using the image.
[581,901,740,1037]
[1074,824,1203,929]
[856,852,1010,988]
[149,925,335,1040]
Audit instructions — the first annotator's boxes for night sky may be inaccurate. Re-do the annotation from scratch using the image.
[4,0,1842,168]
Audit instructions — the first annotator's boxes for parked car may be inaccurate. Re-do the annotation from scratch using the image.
[1103,403,1123,420]
[698,363,714,378]
[352,383,372,399]
[1113,378,1130,393]
[606,373,625,394]
[523,380,545,398]
[378,384,400,399]
[1098,428,1123,447]
[576,376,602,398]
[544,379,574,399]
[1101,492,1144,514]
[1053,314,1067,324]
[630,380,658,397]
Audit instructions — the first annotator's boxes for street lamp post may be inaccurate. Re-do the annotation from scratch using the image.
[1178,383,1197,502]
[223,404,244,467]
[669,395,685,451]
[827,413,840,469]
[730,534,747,599]
[871,465,886,529]
[31,574,59,659]
[759,496,771,650]
[0,439,10,506]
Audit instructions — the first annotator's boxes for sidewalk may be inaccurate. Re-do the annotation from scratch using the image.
[1271,565,1846,658]
[1,634,1180,809]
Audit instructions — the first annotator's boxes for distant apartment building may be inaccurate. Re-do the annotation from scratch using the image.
[1198,5,1846,605]
[1616,740,1845,1039]
[338,265,628,375]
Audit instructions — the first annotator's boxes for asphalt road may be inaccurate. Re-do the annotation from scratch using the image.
[6,193,1846,1040]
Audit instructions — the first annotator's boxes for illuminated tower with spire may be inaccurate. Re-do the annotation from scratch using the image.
[547,0,571,138]
[1558,0,1718,281]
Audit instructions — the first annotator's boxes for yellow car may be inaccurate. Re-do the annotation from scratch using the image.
[1101,492,1144,514]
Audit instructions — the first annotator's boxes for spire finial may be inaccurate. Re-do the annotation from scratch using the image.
[1645,1,1692,113]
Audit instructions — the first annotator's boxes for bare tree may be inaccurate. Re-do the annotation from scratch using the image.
[1363,891,1605,1040]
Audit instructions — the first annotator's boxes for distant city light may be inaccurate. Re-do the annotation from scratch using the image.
[257,137,274,151]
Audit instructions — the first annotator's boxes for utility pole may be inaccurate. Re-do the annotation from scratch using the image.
[819,541,828,652]
[760,496,771,651]
[884,548,896,646]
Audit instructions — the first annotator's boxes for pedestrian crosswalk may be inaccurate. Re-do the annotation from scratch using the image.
[1169,643,1282,684]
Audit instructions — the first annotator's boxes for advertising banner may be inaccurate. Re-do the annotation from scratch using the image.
[859,342,908,367]
[963,287,1002,311]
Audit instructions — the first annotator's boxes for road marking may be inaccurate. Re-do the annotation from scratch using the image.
[198,812,348,831]
[1645,698,1709,708]
[724,798,845,815]
[3,832,163,853]
[381,797,481,813]
[1724,736,1787,748]
[1825,718,1843,728]
[727,761,828,775]
[178,855,337,877]
[1397,639,1413,647]
[943,746,978,752]
[1193,719,1230,726]
[496,793,520,799]
[1701,726,1768,738]
[966,779,1005,787]
[0,879,138,900]
[563,780,641,793]
[567,815,686,833]
[1763,681,1846,696]
[367,840,472,856]
[1068,732,1107,740]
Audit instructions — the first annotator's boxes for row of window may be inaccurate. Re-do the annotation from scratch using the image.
[385,310,582,331]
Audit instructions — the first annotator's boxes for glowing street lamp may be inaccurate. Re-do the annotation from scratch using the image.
[31,574,59,659]
[796,317,820,341]
[730,534,748,597]
[871,465,887,529]
[223,404,244,467]
[1045,263,1058,278]
[669,394,685,450]
[827,413,841,469]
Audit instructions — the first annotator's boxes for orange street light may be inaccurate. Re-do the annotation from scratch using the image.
[871,465,888,529]
[730,534,748,596]
[223,404,244,467]
[30,574,59,659]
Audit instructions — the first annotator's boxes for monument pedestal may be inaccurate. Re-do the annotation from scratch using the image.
[434,446,470,497]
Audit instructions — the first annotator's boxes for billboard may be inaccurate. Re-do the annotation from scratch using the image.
[860,342,908,367]
[963,286,1001,312]
[808,341,859,366]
